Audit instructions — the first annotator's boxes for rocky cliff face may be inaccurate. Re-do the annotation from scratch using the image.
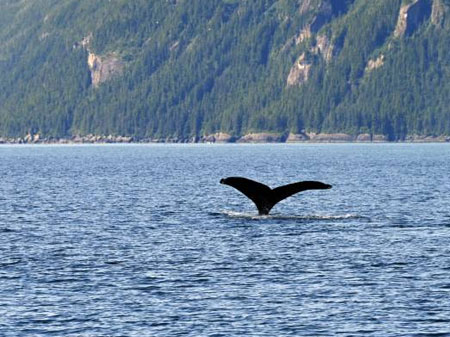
[287,32,333,86]
[365,54,385,73]
[87,52,124,87]
[287,53,312,86]
[237,132,285,143]
[313,34,333,62]
[76,34,124,87]
[431,0,446,26]
[287,0,349,86]
[295,26,312,45]
[2,0,449,141]
[394,0,432,37]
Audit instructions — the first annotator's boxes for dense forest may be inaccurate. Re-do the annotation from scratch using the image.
[0,0,449,141]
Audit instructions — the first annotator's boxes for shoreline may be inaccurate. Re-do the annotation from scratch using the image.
[1,132,450,145]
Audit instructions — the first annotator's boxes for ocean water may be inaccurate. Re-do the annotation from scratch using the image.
[0,143,449,336]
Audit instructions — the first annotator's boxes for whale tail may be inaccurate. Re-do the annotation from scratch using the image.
[220,177,332,215]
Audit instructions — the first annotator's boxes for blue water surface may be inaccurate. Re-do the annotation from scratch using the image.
[1,144,449,336]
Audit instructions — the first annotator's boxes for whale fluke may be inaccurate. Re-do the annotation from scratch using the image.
[220,177,332,215]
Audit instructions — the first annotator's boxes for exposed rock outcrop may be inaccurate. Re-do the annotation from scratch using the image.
[288,32,333,86]
[295,26,312,45]
[394,2,413,37]
[431,0,446,26]
[2,133,449,144]
[307,132,355,142]
[286,133,309,142]
[303,133,389,142]
[75,33,124,87]
[405,134,450,142]
[313,34,333,62]
[287,53,312,86]
[87,52,124,87]
[288,1,341,86]
[71,134,133,143]
[372,134,389,142]
[202,132,234,143]
[394,0,432,37]
[355,134,389,142]
[0,134,133,144]
[356,133,372,142]
[296,1,334,46]
[237,133,284,143]
[365,54,385,73]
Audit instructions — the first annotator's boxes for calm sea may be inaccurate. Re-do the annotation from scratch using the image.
[1,144,449,336]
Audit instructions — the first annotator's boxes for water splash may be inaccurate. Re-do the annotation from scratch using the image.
[218,210,364,221]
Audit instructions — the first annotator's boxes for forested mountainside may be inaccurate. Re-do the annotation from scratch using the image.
[0,0,449,142]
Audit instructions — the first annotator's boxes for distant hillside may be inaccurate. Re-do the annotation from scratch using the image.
[1,0,449,142]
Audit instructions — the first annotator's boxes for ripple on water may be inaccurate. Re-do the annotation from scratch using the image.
[0,144,450,336]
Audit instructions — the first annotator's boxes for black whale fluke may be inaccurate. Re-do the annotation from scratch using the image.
[220,177,332,215]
